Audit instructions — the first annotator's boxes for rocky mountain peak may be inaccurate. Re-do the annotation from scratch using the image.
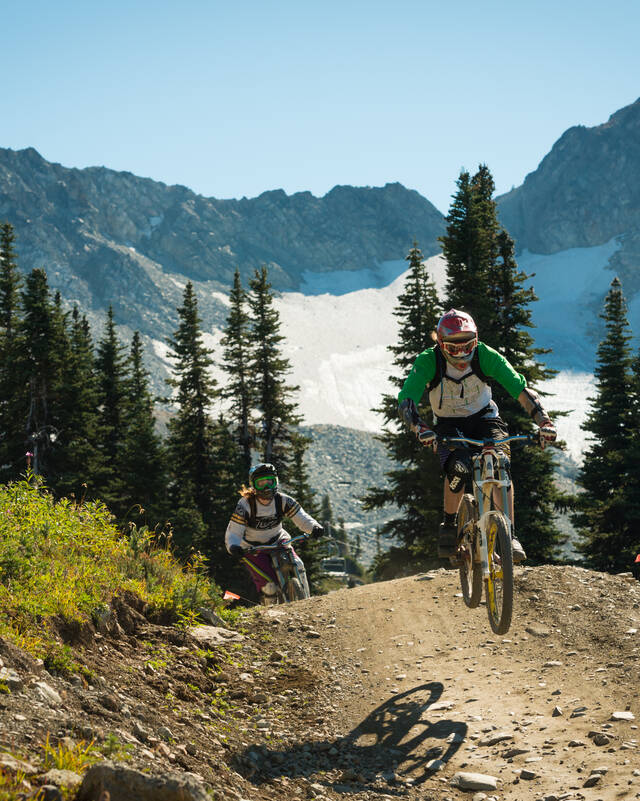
[497,97,640,258]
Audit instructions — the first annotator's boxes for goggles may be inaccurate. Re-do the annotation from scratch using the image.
[253,475,277,490]
[441,337,477,358]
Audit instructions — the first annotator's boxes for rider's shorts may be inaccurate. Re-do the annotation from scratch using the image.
[434,407,510,470]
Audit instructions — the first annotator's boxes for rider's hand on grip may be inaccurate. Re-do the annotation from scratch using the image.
[311,525,324,538]
[538,422,557,449]
[229,545,245,558]
[416,423,436,448]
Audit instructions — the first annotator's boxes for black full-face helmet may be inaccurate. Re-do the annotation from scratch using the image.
[248,462,278,501]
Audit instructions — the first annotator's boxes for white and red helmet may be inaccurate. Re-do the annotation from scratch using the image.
[436,309,478,364]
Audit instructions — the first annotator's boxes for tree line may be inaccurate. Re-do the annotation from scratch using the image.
[2,159,638,590]
[0,222,323,594]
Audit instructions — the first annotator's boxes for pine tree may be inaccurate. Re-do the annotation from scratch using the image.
[93,306,129,513]
[362,242,442,573]
[165,282,218,554]
[573,277,637,571]
[16,269,66,478]
[248,267,301,477]
[488,230,563,562]
[220,269,254,472]
[0,223,24,481]
[119,331,168,526]
[51,307,100,498]
[441,168,495,333]
[440,167,563,563]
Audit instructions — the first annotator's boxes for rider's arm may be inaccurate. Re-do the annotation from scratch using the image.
[397,348,437,406]
[477,343,552,426]
[517,388,553,426]
[476,342,526,399]
[281,494,320,535]
[224,500,248,553]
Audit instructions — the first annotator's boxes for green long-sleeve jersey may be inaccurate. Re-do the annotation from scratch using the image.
[398,341,526,419]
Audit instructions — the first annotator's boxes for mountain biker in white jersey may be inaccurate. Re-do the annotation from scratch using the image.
[225,463,323,601]
[398,309,557,562]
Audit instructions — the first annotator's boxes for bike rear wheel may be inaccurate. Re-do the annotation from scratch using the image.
[458,494,482,608]
[484,512,513,635]
[286,577,305,602]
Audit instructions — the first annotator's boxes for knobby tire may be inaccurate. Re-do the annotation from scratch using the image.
[485,511,513,635]
[286,578,305,602]
[458,494,482,608]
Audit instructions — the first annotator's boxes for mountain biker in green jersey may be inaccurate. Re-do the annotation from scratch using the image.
[398,308,557,562]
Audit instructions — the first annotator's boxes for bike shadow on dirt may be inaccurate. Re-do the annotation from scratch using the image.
[234,681,468,792]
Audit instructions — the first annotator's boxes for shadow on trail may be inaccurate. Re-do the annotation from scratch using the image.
[234,682,467,793]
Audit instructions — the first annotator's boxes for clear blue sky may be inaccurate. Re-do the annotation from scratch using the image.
[4,0,639,214]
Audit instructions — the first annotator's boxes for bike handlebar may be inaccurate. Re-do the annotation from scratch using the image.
[243,534,307,554]
[437,433,537,448]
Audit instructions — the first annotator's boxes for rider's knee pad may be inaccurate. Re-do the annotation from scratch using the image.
[444,452,470,493]
[262,581,278,596]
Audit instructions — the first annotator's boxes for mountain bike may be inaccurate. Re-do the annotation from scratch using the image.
[439,434,537,635]
[244,534,310,604]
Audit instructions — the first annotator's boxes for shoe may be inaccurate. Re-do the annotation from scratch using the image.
[437,523,457,558]
[511,536,526,563]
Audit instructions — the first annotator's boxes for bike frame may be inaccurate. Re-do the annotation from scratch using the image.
[443,435,531,580]
[244,534,308,600]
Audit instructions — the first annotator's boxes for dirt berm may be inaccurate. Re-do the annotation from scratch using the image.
[1,564,639,801]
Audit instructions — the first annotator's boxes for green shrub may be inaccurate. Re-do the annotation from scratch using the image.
[0,477,221,660]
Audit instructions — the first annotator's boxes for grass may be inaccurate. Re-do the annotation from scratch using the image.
[0,475,222,667]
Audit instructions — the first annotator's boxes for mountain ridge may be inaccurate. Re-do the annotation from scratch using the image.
[496,97,640,295]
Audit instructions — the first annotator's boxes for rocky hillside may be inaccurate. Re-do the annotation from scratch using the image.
[301,424,399,566]
[497,97,640,294]
[1,564,639,800]
[0,146,445,340]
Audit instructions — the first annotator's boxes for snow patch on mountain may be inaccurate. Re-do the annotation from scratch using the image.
[519,238,625,371]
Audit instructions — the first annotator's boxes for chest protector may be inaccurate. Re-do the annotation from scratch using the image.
[428,346,490,414]
[247,491,284,529]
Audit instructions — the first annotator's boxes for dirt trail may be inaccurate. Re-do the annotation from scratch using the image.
[253,565,640,800]
[1,564,639,801]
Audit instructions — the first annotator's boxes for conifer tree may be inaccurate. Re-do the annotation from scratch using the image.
[441,168,495,333]
[573,278,637,570]
[165,282,218,553]
[93,306,129,513]
[440,167,563,562]
[488,231,563,562]
[362,242,442,573]
[119,331,168,526]
[51,307,100,498]
[220,268,254,472]
[0,223,24,481]
[248,267,301,477]
[17,269,65,478]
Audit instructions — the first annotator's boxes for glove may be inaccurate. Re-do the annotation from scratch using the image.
[538,422,557,448]
[416,422,436,448]
[229,545,245,558]
[311,525,324,538]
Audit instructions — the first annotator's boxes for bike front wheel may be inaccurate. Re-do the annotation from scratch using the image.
[285,578,305,602]
[458,494,482,608]
[484,512,513,635]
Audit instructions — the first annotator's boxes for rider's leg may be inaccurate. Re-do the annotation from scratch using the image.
[242,553,279,599]
[438,479,465,558]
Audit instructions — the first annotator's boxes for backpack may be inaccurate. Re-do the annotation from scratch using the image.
[426,345,488,393]
[247,491,284,529]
